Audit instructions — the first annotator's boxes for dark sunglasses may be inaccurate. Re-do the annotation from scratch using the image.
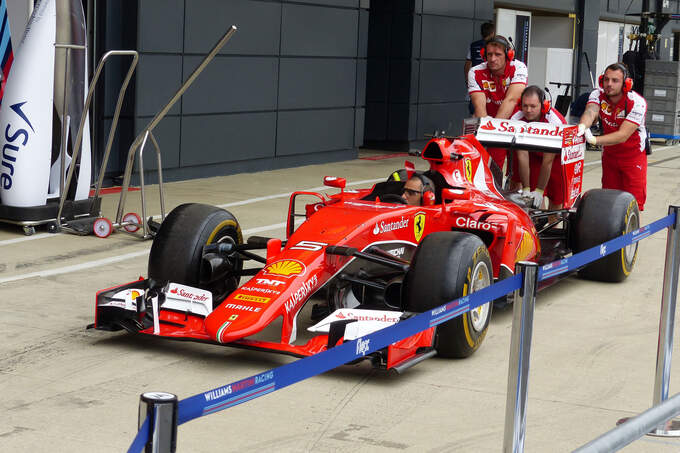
[401,188,422,197]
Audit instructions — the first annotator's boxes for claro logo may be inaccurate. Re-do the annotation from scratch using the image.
[1,102,34,190]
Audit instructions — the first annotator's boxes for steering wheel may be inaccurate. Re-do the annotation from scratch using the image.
[379,194,407,204]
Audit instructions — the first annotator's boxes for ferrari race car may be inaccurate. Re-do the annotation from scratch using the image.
[92,117,639,372]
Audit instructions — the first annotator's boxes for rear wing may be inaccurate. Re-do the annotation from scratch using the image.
[464,117,586,209]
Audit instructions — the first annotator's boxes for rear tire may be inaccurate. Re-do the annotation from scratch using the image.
[148,203,243,306]
[571,189,639,282]
[403,232,492,358]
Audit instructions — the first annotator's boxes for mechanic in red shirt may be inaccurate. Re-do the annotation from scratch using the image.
[510,85,567,209]
[578,62,648,210]
[468,35,528,168]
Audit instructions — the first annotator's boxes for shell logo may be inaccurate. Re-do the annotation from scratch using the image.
[263,259,306,278]
[515,231,536,261]
[482,80,496,92]
[131,290,141,300]
[601,101,612,115]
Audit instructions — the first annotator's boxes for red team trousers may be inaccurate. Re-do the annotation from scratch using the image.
[601,151,647,211]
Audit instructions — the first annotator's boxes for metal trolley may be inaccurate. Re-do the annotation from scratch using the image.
[57,25,238,239]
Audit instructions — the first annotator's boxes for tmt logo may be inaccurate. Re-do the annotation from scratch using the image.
[356,338,370,356]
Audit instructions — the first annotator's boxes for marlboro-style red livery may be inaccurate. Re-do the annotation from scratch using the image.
[92,118,639,372]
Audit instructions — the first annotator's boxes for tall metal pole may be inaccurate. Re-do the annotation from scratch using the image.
[503,261,538,453]
[651,206,680,435]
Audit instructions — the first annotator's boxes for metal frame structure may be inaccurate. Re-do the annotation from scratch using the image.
[114,25,238,239]
[55,48,139,233]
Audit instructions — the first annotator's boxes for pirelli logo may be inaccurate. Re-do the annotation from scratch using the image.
[234,294,270,304]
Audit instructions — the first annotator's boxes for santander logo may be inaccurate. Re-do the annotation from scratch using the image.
[480,120,496,131]
[169,287,209,302]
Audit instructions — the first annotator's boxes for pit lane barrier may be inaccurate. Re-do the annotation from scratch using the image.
[128,206,679,453]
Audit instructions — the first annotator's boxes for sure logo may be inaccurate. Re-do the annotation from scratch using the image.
[1,102,34,190]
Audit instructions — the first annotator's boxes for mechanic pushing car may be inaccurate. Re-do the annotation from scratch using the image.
[467,35,528,168]
[577,62,648,211]
[401,174,434,206]
[509,85,568,210]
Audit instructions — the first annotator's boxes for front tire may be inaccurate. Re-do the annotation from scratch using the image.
[148,203,243,306]
[571,189,639,282]
[403,232,492,358]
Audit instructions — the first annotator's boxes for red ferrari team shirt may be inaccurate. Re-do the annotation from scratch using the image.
[587,88,647,160]
[468,60,528,117]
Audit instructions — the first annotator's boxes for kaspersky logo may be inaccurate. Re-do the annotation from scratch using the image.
[1,102,34,190]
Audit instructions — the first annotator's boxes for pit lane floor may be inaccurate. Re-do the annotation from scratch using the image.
[1,145,680,452]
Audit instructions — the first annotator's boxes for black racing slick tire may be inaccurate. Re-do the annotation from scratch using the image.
[403,232,493,358]
[571,189,639,282]
[148,203,243,306]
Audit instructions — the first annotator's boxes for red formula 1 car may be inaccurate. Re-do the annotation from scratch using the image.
[92,118,639,372]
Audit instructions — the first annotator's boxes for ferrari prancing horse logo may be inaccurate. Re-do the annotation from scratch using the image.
[464,158,473,182]
[414,212,426,242]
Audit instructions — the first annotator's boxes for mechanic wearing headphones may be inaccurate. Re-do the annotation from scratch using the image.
[468,35,528,168]
[401,174,434,206]
[577,62,648,210]
[510,85,567,209]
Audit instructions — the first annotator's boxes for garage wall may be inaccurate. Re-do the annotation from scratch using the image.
[97,0,367,183]
[364,0,493,150]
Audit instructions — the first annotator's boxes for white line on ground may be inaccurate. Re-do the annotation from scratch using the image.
[0,233,53,247]
[0,178,384,247]
[0,220,296,285]
[216,178,383,209]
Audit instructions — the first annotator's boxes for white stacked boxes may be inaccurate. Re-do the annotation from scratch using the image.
[644,60,680,137]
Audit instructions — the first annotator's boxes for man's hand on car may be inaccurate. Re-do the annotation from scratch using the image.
[583,127,596,145]
[528,188,544,209]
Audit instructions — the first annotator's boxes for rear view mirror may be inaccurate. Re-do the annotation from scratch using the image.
[323,176,346,190]
[442,188,469,202]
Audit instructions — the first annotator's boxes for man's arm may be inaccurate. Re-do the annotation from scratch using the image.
[591,120,638,146]
[496,83,524,119]
[464,60,472,84]
[579,103,600,128]
[536,153,555,191]
[516,150,531,189]
[470,92,488,117]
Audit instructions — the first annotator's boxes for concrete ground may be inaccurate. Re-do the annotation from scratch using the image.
[0,143,679,452]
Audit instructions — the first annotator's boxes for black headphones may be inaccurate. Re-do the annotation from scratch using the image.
[410,174,435,197]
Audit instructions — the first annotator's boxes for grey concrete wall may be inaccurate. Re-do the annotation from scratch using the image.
[97,0,366,183]
[412,0,493,145]
[364,0,493,150]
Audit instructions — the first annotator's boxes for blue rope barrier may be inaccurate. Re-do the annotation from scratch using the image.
[538,213,675,281]
[175,274,522,426]
[127,211,676,451]
[127,417,149,453]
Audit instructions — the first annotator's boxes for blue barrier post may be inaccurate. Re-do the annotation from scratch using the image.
[138,392,178,453]
[651,206,680,435]
[503,261,538,453]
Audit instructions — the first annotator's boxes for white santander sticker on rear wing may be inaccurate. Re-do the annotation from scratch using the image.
[475,117,568,152]
[308,308,402,340]
[162,283,213,317]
